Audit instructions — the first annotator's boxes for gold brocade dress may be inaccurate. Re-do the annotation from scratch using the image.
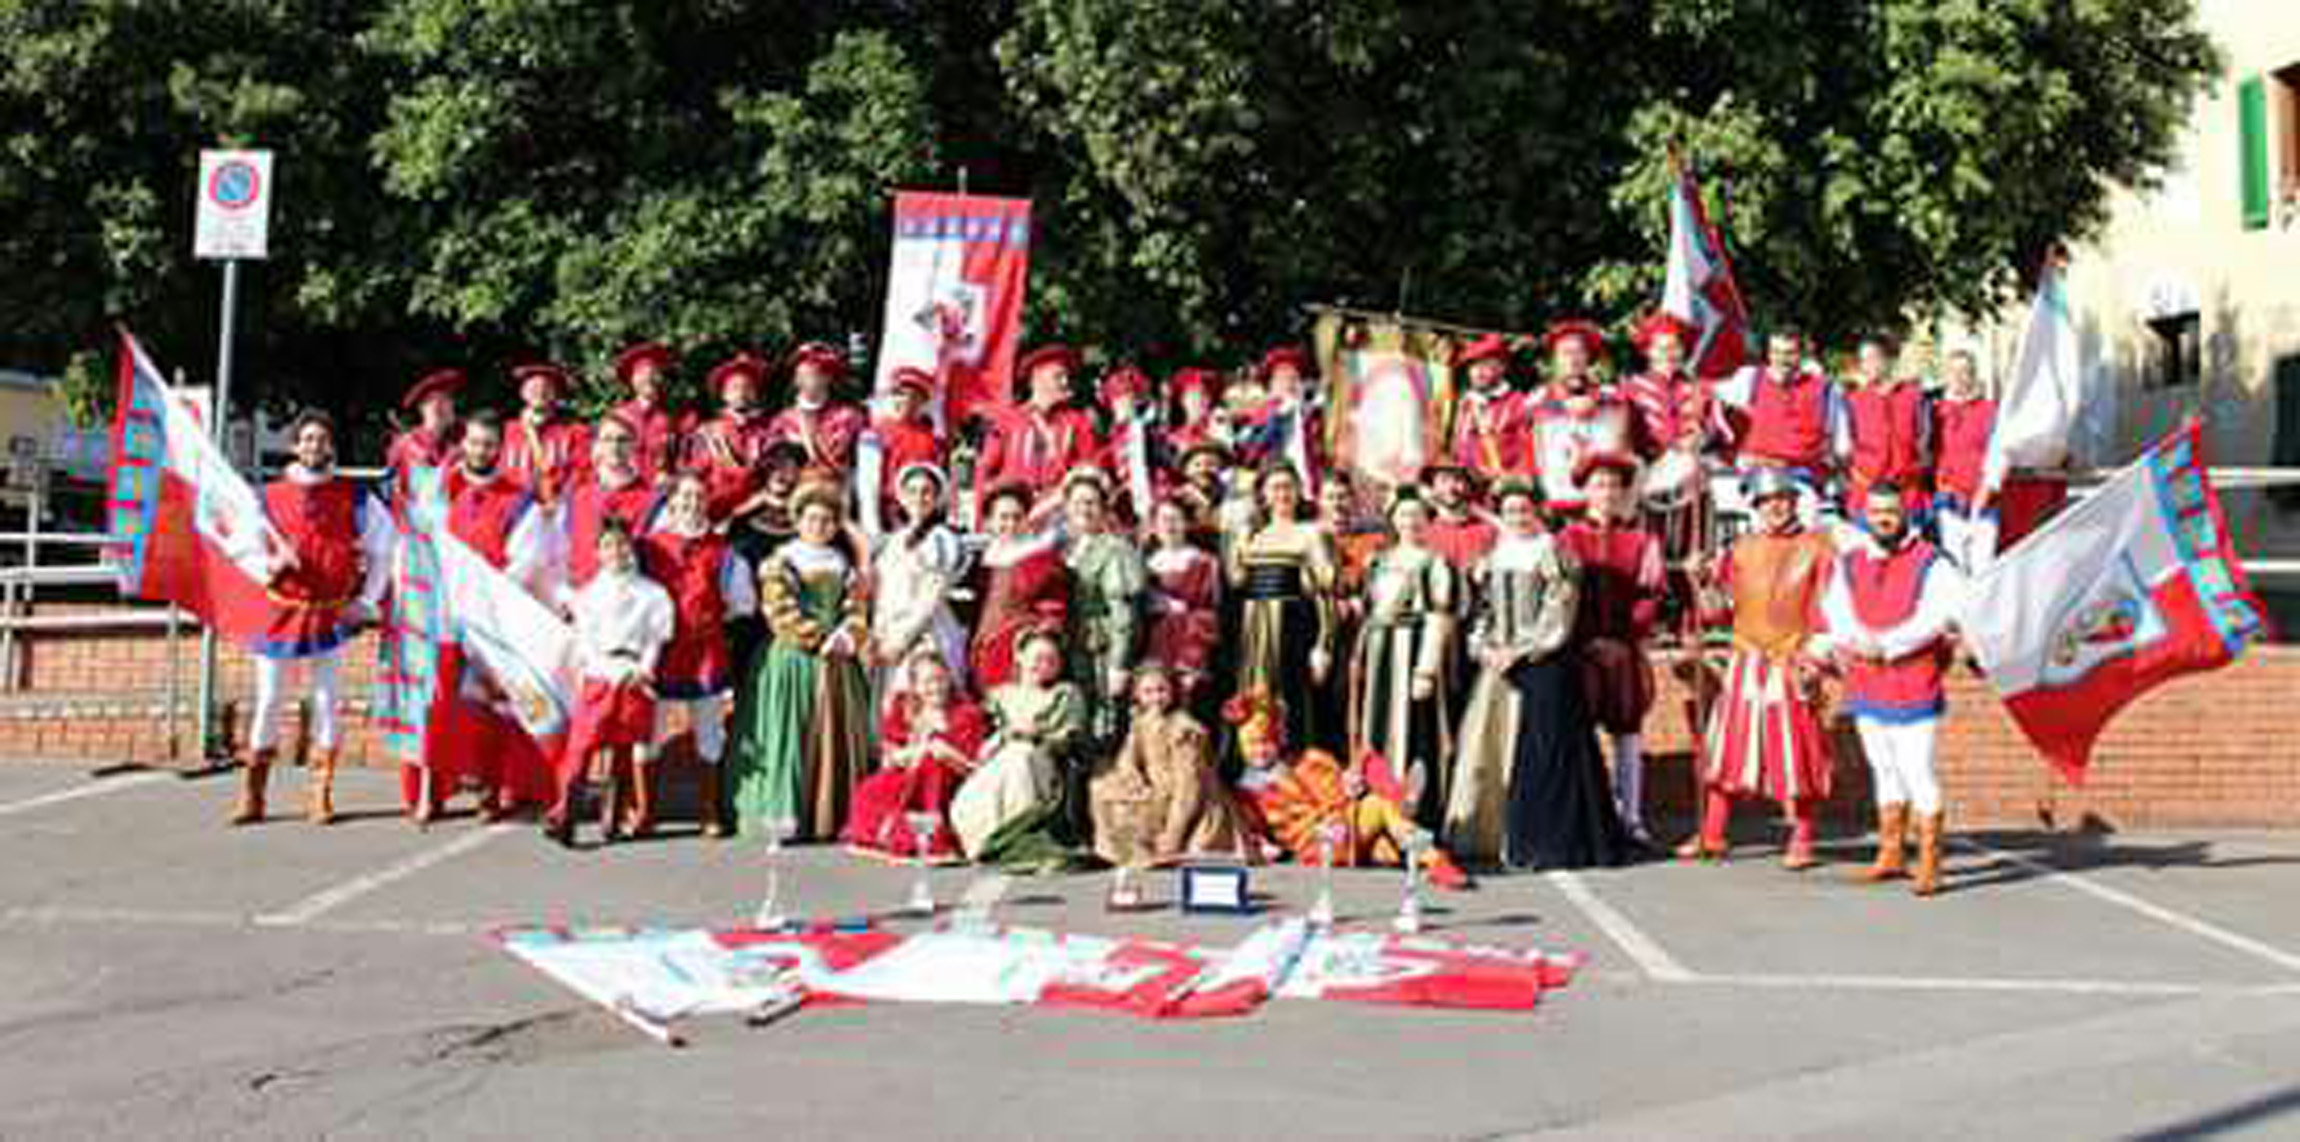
[1225,521,1339,752]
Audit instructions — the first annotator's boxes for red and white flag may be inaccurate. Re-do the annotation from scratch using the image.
[1959,422,2268,780]
[1660,159,1752,379]
[871,192,1032,429]
[106,330,282,643]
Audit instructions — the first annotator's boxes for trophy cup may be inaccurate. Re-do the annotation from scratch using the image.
[1394,825,1432,935]
[1107,862,1145,912]
[1309,820,1348,930]
[754,814,799,931]
[904,811,941,917]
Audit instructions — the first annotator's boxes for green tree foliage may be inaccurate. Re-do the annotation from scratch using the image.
[0,0,2218,449]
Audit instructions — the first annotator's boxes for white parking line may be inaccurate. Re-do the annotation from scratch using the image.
[1544,869,1697,983]
[254,823,518,927]
[1957,839,2300,976]
[1687,971,2217,997]
[0,771,172,817]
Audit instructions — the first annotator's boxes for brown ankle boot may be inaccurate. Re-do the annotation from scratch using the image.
[696,764,726,839]
[626,757,657,839]
[1912,812,1945,897]
[306,748,339,826]
[1855,803,1910,883]
[230,750,274,826]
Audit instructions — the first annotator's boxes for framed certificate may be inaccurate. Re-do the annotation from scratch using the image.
[1178,864,1252,915]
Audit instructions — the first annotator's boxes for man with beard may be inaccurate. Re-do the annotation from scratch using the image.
[501,362,591,505]
[768,340,869,475]
[609,342,689,486]
[1524,318,1635,519]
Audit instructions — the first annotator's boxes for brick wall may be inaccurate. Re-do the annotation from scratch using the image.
[3,605,2295,828]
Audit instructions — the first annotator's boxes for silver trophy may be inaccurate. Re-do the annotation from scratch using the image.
[754,814,799,931]
[904,811,941,917]
[1394,825,1432,935]
[1309,820,1348,930]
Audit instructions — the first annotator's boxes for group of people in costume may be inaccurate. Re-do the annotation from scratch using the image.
[222,315,2000,899]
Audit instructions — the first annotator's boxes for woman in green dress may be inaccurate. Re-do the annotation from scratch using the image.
[729,479,872,840]
[950,627,1088,868]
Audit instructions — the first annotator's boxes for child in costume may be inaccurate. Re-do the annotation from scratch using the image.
[843,649,987,863]
[1089,664,1255,868]
[546,519,675,847]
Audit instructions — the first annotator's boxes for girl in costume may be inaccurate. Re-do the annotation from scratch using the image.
[950,627,1087,867]
[1141,497,1222,708]
[967,482,1069,692]
[641,471,755,838]
[1088,664,1255,868]
[842,649,987,863]
[1224,463,1339,755]
[868,462,971,703]
[546,519,676,847]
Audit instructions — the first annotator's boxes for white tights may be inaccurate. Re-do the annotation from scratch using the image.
[1855,717,1942,815]
[655,693,730,764]
[1610,732,1647,836]
[250,652,341,752]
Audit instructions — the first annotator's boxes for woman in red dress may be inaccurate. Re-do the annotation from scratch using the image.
[842,650,988,862]
[968,483,1069,691]
[1142,497,1221,704]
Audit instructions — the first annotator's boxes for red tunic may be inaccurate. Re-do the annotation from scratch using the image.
[841,699,989,860]
[640,529,735,698]
[1930,396,1997,504]
[611,399,690,486]
[968,540,1070,691]
[869,415,945,515]
[561,477,662,591]
[1447,387,1530,483]
[1738,368,1837,472]
[685,411,776,521]
[258,476,367,657]
[1838,539,1948,722]
[1559,519,1664,733]
[443,468,535,571]
[1426,512,1499,571]
[1144,546,1222,693]
[974,405,1102,506]
[1525,383,1635,513]
[767,401,869,473]
[1622,370,1731,459]
[502,415,591,503]
[1845,381,1931,509]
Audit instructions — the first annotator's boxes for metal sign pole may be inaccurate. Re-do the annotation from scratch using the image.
[194,259,240,762]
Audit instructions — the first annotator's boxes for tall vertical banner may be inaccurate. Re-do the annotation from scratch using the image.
[1984,261,2083,494]
[1315,313,1460,499]
[1960,421,2266,781]
[106,330,279,643]
[872,192,1033,429]
[1660,158,1751,380]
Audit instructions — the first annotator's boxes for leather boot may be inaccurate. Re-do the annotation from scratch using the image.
[625,755,657,839]
[1912,811,1946,897]
[696,764,726,839]
[306,747,339,826]
[229,749,274,826]
[1855,803,1909,883]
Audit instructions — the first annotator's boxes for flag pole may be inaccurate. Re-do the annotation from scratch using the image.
[193,258,241,766]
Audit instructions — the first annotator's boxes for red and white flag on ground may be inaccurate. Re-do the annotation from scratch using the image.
[106,330,281,642]
[1659,157,1751,380]
[871,192,1033,429]
[1959,421,2268,781]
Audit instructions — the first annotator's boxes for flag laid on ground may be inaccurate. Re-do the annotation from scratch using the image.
[1960,421,2267,781]
[1660,156,1752,380]
[106,330,280,642]
[1984,260,2084,496]
[871,192,1033,429]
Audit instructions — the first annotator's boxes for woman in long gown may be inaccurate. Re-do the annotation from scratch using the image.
[1224,463,1339,755]
[842,649,986,862]
[1349,488,1460,828]
[1058,469,1146,746]
[1445,480,1632,869]
[868,462,971,705]
[1089,664,1254,868]
[1142,497,1222,710]
[728,480,873,841]
[968,483,1069,692]
[950,628,1088,867]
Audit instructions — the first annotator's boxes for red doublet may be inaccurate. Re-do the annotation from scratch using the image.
[386,426,459,476]
[1700,527,1836,803]
[1426,511,1499,571]
[871,416,944,499]
[1840,539,1948,722]
[1740,369,1835,471]
[686,411,776,519]
[1622,370,1729,459]
[258,477,366,656]
[641,529,736,698]
[975,405,1102,504]
[443,468,535,570]
[562,477,662,590]
[1525,383,1635,512]
[968,540,1070,691]
[1846,382,1930,508]
[502,415,591,503]
[611,399,690,486]
[1449,387,1530,483]
[1931,397,1996,504]
[768,401,869,473]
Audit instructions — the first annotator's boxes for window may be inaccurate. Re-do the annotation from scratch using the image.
[2277,65,2300,216]
[2147,312,2200,389]
[2274,355,2300,510]
[2241,65,2300,230]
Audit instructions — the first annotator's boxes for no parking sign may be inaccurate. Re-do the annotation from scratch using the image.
[194,149,273,260]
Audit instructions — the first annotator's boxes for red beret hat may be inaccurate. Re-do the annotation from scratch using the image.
[1017,343,1081,379]
[1543,318,1609,361]
[1572,450,1641,487]
[1632,313,1698,353]
[613,342,674,384]
[1259,345,1313,378]
[402,368,465,411]
[786,340,847,379]
[708,352,769,396]
[889,366,936,398]
[1098,365,1152,404]
[1454,333,1512,369]
[1168,367,1223,404]
[511,362,571,393]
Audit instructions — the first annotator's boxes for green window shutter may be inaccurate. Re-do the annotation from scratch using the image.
[2239,76,2270,231]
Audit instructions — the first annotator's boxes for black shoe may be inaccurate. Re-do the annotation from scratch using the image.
[544,814,576,849]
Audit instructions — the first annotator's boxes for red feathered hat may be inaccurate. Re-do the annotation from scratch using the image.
[708,352,769,397]
[1543,318,1609,361]
[1454,333,1512,369]
[1259,345,1313,379]
[401,368,465,411]
[613,342,674,385]
[1632,313,1697,354]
